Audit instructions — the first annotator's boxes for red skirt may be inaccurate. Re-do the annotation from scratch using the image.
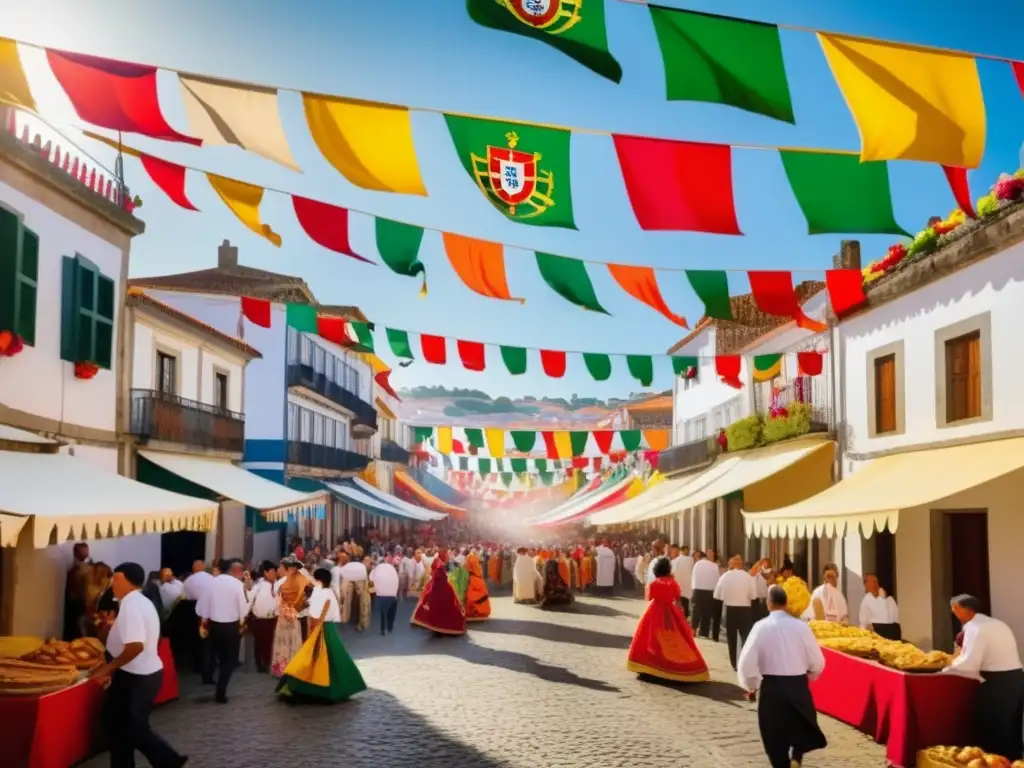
[412,577,466,636]
[628,599,709,683]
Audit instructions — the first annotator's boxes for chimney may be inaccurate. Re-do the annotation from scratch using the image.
[833,239,861,271]
[218,239,238,269]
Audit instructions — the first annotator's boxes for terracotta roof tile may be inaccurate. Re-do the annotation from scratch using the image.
[127,289,262,358]
[129,264,316,304]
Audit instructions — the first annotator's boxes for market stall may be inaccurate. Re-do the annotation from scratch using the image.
[806,622,978,768]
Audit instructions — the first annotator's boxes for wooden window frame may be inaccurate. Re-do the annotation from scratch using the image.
[155,350,178,395]
[0,205,38,346]
[935,313,992,429]
[214,370,229,411]
[873,353,898,435]
[866,340,905,438]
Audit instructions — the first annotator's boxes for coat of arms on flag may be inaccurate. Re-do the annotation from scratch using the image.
[500,0,583,35]
[471,131,555,219]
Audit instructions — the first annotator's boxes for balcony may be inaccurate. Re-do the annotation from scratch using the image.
[286,440,371,473]
[658,438,719,476]
[129,389,244,453]
[753,376,832,434]
[286,362,378,436]
[380,438,412,465]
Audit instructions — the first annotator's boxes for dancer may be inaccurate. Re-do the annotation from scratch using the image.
[411,560,466,636]
[540,559,575,610]
[627,557,709,683]
[464,552,491,621]
[512,547,542,604]
[277,568,366,704]
[448,557,470,607]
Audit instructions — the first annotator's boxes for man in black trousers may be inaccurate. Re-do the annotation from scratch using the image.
[713,555,757,669]
[91,562,187,768]
[196,558,248,703]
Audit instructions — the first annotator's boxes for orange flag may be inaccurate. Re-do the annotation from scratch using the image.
[608,264,688,328]
[442,232,523,302]
[643,430,670,452]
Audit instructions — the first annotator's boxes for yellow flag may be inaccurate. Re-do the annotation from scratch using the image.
[0,39,35,111]
[207,174,282,246]
[553,431,572,459]
[484,428,505,459]
[819,34,985,168]
[303,93,426,195]
[436,426,453,455]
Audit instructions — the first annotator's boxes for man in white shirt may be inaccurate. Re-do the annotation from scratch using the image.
[157,568,184,612]
[247,561,278,674]
[752,558,772,621]
[714,555,757,669]
[807,563,849,624]
[943,594,1024,760]
[90,562,187,768]
[858,574,901,641]
[370,559,400,636]
[594,541,616,596]
[196,558,248,703]
[691,551,720,640]
[737,585,828,768]
[337,553,370,631]
[671,545,694,618]
[182,560,213,602]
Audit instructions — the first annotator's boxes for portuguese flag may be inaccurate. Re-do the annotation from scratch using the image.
[466,0,622,83]
[445,114,576,229]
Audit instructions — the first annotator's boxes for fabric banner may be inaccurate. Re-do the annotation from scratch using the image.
[748,271,827,332]
[443,233,521,301]
[500,345,528,375]
[752,353,782,382]
[292,197,370,262]
[686,270,733,321]
[386,328,415,362]
[583,353,612,382]
[627,355,655,387]
[141,154,197,211]
[0,39,35,110]
[536,253,607,313]
[485,428,506,459]
[540,349,567,378]
[207,174,281,246]
[608,264,688,327]
[376,218,426,292]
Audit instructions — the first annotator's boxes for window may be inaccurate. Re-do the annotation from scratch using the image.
[945,330,982,423]
[156,352,177,395]
[0,207,38,345]
[336,420,348,449]
[214,372,229,410]
[313,413,325,445]
[874,354,897,434]
[60,255,114,368]
[300,408,313,442]
[287,403,299,440]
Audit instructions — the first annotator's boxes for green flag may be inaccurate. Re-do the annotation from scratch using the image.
[511,431,537,452]
[753,354,783,382]
[538,471,554,486]
[501,472,514,488]
[780,151,908,236]
[569,431,589,457]
[376,218,426,289]
[414,427,433,444]
[445,114,575,229]
[686,270,733,321]
[627,355,654,387]
[583,353,612,381]
[386,328,415,363]
[534,459,548,473]
[464,429,485,449]
[286,303,317,333]
[466,0,622,83]
[511,458,528,473]
[501,345,528,375]
[649,6,794,123]
[535,253,607,313]
[348,321,374,353]
[671,356,699,376]
[620,430,642,452]
[478,458,492,476]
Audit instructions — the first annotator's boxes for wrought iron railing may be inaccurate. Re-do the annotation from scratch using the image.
[286,362,378,433]
[129,389,244,452]
[658,438,720,475]
[753,377,832,433]
[380,438,412,465]
[286,440,371,472]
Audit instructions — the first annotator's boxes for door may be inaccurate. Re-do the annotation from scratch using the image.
[161,531,207,579]
[875,528,897,600]
[948,512,990,639]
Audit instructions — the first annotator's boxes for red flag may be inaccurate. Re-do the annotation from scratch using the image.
[592,457,603,471]
[541,432,559,459]
[316,316,348,345]
[592,430,615,455]
[421,334,447,364]
[292,196,374,262]
[540,350,566,378]
[240,297,271,328]
[941,166,977,219]
[452,440,465,455]
[140,154,197,210]
[613,135,741,234]
[456,340,486,371]
[797,351,824,377]
[825,269,867,318]
[748,271,828,332]
[1013,61,1024,98]
[572,457,589,469]
[47,51,197,143]
[716,355,743,389]
[374,370,400,399]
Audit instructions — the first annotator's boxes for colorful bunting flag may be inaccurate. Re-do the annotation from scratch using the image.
[612,136,741,235]
[436,427,454,455]
[511,431,537,453]
[347,322,375,353]
[46,50,197,143]
[511,458,527,474]
[442,233,522,302]
[465,0,622,83]
[240,297,271,328]
[141,154,197,211]
[421,334,447,364]
[414,427,433,444]
[501,473,514,488]
[179,75,299,171]
[627,355,655,387]
[485,428,506,459]
[458,339,486,371]
[716,355,743,388]
[500,346,528,375]
[535,459,548,473]
[292,197,371,262]
[620,430,642,452]
[554,431,573,459]
[819,34,985,169]
[464,429,485,450]
[569,431,589,458]
[608,264,688,327]
[593,431,614,454]
[386,328,415,362]
[644,430,670,452]
[748,271,828,332]
[286,303,317,333]
[540,349,567,378]
[797,351,825,377]
[824,268,868,318]
[376,218,427,295]
[583,353,612,382]
[672,356,698,376]
[316,316,348,345]
[752,353,782,382]
[535,252,607,313]
[445,115,575,229]
[302,93,426,195]
[207,174,281,246]
[780,151,907,236]
[942,167,976,219]
[686,270,733,321]
[648,7,794,123]
[0,39,36,111]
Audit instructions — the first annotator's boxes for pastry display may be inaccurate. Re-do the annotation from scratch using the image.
[0,636,44,659]
[0,657,78,695]
[920,745,1019,767]
[780,576,811,618]
[20,637,106,670]
[810,621,952,671]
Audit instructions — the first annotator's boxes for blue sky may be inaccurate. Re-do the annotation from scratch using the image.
[5,0,1024,402]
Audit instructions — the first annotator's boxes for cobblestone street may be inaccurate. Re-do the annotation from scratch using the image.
[84,594,886,767]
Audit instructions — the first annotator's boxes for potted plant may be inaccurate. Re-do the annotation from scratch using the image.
[74,361,100,380]
[0,330,24,357]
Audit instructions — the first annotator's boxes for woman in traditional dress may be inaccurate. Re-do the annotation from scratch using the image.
[271,557,308,678]
[448,560,470,607]
[627,557,709,683]
[412,560,466,636]
[277,568,366,704]
[540,559,575,611]
[464,553,491,621]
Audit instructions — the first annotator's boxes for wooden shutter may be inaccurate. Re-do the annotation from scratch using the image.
[874,354,896,433]
[0,208,19,336]
[966,333,982,419]
[93,273,114,369]
[0,209,37,345]
[945,331,980,422]
[59,255,79,362]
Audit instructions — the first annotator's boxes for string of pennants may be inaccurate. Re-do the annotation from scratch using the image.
[0,26,1010,244]
[414,425,672,457]
[248,298,828,387]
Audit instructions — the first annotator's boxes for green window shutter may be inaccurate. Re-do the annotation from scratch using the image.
[15,227,38,345]
[94,273,114,369]
[0,208,20,337]
[60,255,79,362]
[75,259,96,363]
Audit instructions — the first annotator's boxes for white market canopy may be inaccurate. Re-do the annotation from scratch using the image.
[0,450,217,548]
[324,479,446,523]
[139,450,326,517]
[346,477,446,522]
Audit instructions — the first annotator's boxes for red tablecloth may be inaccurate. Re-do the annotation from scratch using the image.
[0,678,104,768]
[810,647,979,767]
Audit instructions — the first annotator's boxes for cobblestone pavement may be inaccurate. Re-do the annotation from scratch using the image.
[82,593,886,768]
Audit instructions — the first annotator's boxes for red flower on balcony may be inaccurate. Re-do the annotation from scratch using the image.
[717,430,728,451]
[0,330,24,357]
[74,361,100,380]
[684,366,697,380]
